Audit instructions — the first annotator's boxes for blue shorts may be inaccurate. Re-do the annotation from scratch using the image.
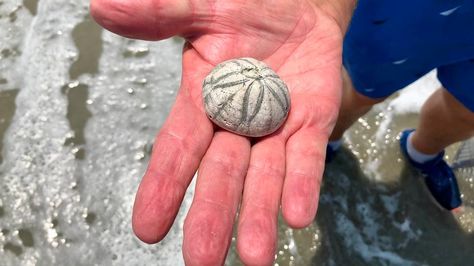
[343,0,474,111]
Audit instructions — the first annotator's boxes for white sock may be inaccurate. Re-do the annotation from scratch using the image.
[328,139,343,151]
[406,132,438,163]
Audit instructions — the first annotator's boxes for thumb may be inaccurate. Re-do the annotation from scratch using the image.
[90,0,198,40]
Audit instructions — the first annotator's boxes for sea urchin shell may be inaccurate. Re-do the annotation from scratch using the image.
[202,58,290,137]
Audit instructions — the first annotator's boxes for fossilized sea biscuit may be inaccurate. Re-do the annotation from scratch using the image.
[202,58,290,137]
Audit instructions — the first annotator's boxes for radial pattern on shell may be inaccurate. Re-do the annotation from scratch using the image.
[202,58,291,137]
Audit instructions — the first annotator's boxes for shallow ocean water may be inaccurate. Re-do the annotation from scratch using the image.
[0,1,473,265]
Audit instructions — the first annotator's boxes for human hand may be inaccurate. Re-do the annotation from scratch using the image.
[91,0,353,265]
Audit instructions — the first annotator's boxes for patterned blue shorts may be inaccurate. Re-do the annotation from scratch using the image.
[343,0,474,111]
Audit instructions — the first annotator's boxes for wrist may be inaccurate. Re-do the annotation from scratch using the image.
[312,0,356,33]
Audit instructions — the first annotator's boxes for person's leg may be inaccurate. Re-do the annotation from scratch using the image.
[410,88,474,155]
[329,68,386,141]
[398,87,473,210]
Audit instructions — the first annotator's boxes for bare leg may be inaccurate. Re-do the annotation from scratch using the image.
[411,88,474,155]
[330,68,386,141]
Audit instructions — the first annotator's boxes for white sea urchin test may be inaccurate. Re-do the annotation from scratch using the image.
[202,58,291,137]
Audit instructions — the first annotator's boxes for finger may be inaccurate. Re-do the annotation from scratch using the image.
[90,0,198,40]
[281,126,328,228]
[237,135,286,266]
[183,131,250,266]
[132,88,214,244]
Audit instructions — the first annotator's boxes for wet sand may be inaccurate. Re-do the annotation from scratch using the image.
[0,89,18,165]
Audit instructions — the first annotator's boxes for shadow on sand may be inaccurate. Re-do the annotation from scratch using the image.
[312,147,474,265]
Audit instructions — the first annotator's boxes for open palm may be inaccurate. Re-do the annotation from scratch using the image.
[91,0,345,264]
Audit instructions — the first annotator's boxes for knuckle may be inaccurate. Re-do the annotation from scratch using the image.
[204,154,244,178]
[248,160,285,178]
